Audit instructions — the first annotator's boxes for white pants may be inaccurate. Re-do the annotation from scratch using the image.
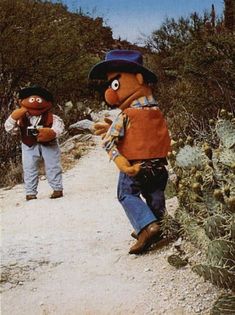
[21,142,63,195]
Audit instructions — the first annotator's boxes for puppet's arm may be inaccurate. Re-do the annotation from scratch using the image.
[10,107,28,120]
[37,114,64,142]
[114,155,141,176]
[4,107,28,135]
[103,114,140,176]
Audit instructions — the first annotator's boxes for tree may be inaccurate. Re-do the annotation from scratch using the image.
[0,0,114,103]
[224,0,235,32]
[145,8,235,137]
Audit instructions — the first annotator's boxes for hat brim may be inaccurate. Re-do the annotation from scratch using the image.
[89,59,157,83]
[18,86,53,102]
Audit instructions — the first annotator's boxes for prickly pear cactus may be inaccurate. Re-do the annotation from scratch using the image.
[168,109,235,291]
[176,209,210,251]
[160,213,180,240]
[204,215,228,240]
[215,119,235,149]
[218,148,235,167]
[231,215,235,241]
[175,145,206,169]
[207,239,235,270]
[210,294,235,315]
[192,264,235,290]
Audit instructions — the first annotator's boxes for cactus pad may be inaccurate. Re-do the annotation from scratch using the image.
[216,120,235,149]
[176,145,205,169]
[207,239,235,270]
[204,215,227,240]
[210,294,235,315]
[192,264,235,290]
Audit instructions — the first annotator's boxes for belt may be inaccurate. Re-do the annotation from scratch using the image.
[130,158,167,167]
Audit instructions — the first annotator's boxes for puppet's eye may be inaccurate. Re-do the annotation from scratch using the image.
[36,97,42,103]
[29,97,35,103]
[111,79,120,91]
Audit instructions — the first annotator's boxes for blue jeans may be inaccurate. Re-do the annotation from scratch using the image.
[22,142,63,195]
[117,166,168,234]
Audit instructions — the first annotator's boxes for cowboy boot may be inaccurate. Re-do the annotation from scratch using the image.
[26,195,37,201]
[131,223,163,240]
[129,222,160,255]
[50,190,63,199]
[131,231,138,239]
[131,221,162,240]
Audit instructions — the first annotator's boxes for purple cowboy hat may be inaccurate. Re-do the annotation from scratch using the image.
[89,50,157,83]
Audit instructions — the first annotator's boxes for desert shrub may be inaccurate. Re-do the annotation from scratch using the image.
[146,12,235,138]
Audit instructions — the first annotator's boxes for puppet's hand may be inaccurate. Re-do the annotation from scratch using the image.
[114,155,141,176]
[94,117,113,139]
[11,107,28,120]
[37,128,56,142]
[128,162,141,176]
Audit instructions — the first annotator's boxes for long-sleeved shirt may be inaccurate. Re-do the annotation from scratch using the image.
[102,95,158,160]
[4,113,64,138]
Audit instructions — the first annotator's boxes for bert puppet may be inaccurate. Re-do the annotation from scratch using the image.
[89,50,171,254]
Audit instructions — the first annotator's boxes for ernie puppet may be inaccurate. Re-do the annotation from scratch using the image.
[5,85,64,201]
[89,50,171,255]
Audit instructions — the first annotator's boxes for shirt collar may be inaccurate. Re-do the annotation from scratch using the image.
[130,95,158,108]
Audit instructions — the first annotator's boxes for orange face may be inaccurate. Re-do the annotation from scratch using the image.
[104,72,147,110]
[20,95,52,114]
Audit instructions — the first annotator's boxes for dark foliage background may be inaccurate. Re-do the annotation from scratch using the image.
[145,9,235,138]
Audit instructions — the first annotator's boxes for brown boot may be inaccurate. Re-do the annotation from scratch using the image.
[131,225,163,240]
[129,222,160,255]
[26,195,37,201]
[50,190,63,199]
[131,231,138,240]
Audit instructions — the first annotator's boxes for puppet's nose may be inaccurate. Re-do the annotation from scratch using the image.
[105,88,119,106]
[31,101,39,106]
[25,100,39,107]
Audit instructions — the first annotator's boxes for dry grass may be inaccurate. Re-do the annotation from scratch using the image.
[60,139,95,173]
[0,139,95,189]
[0,161,23,189]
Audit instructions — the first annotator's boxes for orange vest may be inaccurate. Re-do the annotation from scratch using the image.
[117,107,171,160]
[19,112,53,147]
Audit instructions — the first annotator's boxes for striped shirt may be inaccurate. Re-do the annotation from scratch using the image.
[103,95,158,160]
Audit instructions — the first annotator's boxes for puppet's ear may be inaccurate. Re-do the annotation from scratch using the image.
[136,73,144,85]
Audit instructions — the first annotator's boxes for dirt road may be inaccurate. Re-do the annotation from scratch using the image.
[0,139,222,315]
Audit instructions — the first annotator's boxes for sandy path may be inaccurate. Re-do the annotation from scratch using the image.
[0,139,221,315]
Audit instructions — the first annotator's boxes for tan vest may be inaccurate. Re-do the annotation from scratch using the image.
[19,112,53,147]
[117,107,171,160]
